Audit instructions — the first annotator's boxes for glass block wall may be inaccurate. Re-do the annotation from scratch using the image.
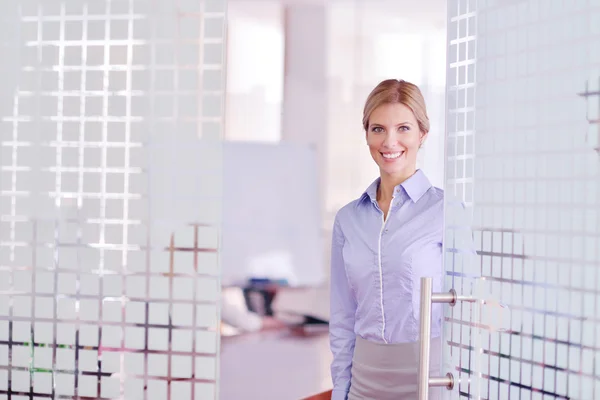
[0,0,227,399]
[444,0,600,398]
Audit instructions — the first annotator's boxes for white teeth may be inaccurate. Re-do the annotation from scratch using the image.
[382,152,402,159]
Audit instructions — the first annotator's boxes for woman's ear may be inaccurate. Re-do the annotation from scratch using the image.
[419,131,428,148]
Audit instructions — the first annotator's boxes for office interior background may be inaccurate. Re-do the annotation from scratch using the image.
[0,0,599,399]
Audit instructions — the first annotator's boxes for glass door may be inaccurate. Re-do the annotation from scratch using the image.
[0,0,227,399]
[433,0,600,398]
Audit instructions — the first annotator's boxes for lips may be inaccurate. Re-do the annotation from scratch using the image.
[381,151,404,160]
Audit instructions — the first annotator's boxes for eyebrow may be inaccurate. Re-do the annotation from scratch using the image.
[370,121,413,126]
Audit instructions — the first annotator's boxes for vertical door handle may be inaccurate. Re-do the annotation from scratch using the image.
[417,277,476,399]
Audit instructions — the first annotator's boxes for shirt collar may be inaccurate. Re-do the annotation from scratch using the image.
[361,169,432,204]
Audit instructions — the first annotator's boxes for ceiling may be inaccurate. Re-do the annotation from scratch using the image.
[227,0,447,30]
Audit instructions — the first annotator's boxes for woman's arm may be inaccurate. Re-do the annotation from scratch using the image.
[329,217,357,400]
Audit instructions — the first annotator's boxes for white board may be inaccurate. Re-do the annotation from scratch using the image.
[220,142,324,287]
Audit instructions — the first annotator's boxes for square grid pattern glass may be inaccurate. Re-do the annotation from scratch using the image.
[443,0,482,398]
[0,0,226,399]
[444,0,600,399]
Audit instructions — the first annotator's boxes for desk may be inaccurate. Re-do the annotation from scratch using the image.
[219,330,333,400]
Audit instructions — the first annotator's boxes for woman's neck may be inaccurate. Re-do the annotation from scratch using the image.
[377,169,416,201]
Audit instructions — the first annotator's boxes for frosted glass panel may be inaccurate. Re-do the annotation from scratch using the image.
[444,0,600,398]
[0,0,226,398]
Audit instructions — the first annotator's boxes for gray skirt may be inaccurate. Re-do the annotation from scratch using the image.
[348,336,442,400]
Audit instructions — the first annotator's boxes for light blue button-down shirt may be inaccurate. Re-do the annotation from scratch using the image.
[329,170,444,399]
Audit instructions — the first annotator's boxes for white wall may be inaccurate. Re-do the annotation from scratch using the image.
[225,2,284,142]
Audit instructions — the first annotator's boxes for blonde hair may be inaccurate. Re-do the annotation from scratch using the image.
[362,79,430,134]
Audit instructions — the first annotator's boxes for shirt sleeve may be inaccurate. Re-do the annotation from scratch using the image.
[329,216,357,400]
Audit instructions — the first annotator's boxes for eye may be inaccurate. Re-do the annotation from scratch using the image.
[399,125,410,132]
[371,126,384,133]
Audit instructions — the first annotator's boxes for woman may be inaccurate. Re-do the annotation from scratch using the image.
[329,79,443,400]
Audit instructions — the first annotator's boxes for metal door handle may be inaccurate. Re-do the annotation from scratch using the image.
[417,277,510,399]
[417,277,455,399]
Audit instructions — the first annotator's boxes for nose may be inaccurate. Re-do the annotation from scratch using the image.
[383,131,397,148]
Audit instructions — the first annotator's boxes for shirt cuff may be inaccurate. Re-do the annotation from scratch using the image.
[331,388,349,400]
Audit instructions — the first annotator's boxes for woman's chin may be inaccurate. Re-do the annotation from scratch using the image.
[380,163,406,175]
[378,164,416,179]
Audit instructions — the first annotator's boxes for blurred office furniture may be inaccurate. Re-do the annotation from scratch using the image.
[243,281,280,316]
[221,287,265,333]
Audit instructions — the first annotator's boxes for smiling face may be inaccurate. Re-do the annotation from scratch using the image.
[366,102,426,180]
